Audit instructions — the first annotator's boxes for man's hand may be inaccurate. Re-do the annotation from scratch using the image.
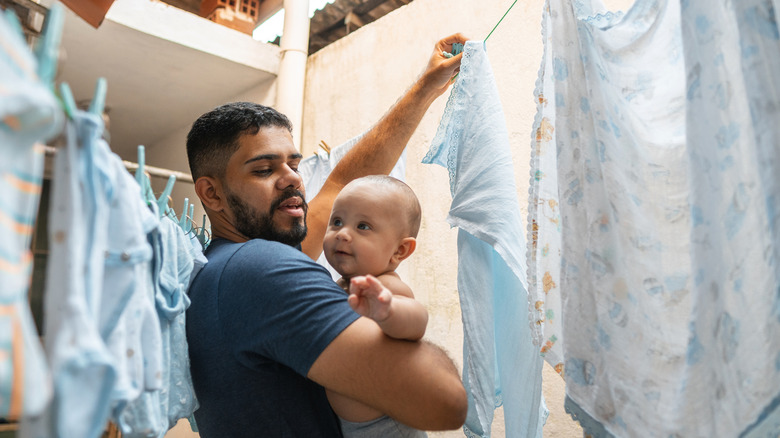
[419,33,468,98]
[348,275,393,322]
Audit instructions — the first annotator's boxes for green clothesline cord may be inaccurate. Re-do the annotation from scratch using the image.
[485,0,519,43]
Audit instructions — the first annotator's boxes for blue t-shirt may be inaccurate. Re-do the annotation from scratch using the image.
[186,238,360,437]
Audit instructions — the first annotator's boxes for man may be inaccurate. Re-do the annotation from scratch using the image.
[186,34,468,437]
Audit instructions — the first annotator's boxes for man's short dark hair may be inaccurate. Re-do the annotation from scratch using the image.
[186,102,293,181]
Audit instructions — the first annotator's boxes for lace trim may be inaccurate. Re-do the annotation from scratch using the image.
[525,0,550,348]
[422,48,472,196]
[581,10,625,28]
[564,396,615,438]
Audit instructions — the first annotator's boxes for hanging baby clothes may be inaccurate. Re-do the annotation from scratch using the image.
[21,112,117,438]
[423,41,546,438]
[299,134,406,277]
[529,0,780,436]
[154,215,197,431]
[0,10,62,421]
[94,130,160,419]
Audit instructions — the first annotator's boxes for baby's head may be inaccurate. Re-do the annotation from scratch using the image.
[323,175,421,280]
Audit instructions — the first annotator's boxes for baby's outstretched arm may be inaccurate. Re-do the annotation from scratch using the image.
[349,274,428,341]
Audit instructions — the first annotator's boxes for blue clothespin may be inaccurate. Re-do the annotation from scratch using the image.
[451,42,464,56]
[179,198,189,229]
[35,2,64,88]
[58,82,77,119]
[4,9,25,39]
[197,214,209,245]
[156,175,176,218]
[135,145,146,188]
[187,203,195,233]
[89,77,107,117]
[135,145,155,202]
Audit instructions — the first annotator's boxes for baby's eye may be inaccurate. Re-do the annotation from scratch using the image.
[332,218,343,227]
[357,223,371,231]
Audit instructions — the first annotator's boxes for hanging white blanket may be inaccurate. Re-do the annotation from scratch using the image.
[529,0,780,436]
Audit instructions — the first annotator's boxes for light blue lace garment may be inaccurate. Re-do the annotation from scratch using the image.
[530,0,780,436]
[423,41,546,438]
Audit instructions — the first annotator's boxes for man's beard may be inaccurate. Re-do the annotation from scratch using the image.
[226,187,308,246]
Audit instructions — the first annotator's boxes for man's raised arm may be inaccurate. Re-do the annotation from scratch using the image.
[302,33,468,259]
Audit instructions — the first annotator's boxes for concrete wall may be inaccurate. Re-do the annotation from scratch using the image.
[302,0,575,436]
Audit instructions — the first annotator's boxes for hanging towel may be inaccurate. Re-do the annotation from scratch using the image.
[0,10,62,420]
[529,0,780,436]
[423,40,546,438]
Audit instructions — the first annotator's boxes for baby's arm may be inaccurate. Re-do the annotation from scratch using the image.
[348,274,428,341]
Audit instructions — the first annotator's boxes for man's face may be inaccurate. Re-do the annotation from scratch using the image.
[222,126,308,246]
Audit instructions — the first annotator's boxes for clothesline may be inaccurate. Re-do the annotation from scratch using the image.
[41,144,195,184]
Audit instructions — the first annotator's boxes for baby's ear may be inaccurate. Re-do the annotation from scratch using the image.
[393,237,417,263]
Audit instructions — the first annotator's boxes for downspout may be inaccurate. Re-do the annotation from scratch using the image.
[276,0,310,151]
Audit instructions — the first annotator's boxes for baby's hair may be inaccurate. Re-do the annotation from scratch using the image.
[349,175,422,238]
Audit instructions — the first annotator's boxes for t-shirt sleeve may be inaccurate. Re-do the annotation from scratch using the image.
[217,240,359,377]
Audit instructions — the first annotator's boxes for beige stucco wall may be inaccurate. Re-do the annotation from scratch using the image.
[301,0,577,436]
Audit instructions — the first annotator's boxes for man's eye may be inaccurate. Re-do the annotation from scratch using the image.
[357,223,371,230]
[253,169,272,176]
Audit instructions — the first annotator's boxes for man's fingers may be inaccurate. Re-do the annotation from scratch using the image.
[437,33,469,50]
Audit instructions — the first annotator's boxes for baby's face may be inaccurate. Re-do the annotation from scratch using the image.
[323,183,405,279]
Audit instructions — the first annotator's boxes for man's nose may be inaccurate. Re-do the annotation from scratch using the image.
[277,164,302,189]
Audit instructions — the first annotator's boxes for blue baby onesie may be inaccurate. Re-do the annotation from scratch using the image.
[156,216,198,431]
[95,135,159,415]
[0,10,62,420]
[21,113,116,438]
[423,41,546,438]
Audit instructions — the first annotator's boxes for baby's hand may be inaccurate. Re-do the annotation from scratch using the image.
[348,275,393,322]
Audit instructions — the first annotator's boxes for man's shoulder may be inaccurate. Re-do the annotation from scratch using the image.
[206,238,307,265]
[202,238,325,284]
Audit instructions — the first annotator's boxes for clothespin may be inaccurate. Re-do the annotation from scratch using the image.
[318,140,331,155]
[187,203,195,234]
[58,82,77,120]
[4,9,25,39]
[197,215,209,247]
[135,145,155,203]
[35,3,64,88]
[89,77,107,117]
[156,175,176,218]
[135,145,146,190]
[179,198,190,230]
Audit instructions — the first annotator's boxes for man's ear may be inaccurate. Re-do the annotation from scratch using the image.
[194,176,225,212]
[392,237,417,263]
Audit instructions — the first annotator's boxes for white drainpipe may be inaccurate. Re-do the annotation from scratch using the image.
[276,0,310,151]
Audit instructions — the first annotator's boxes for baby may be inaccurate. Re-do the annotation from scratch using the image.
[323,175,429,438]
